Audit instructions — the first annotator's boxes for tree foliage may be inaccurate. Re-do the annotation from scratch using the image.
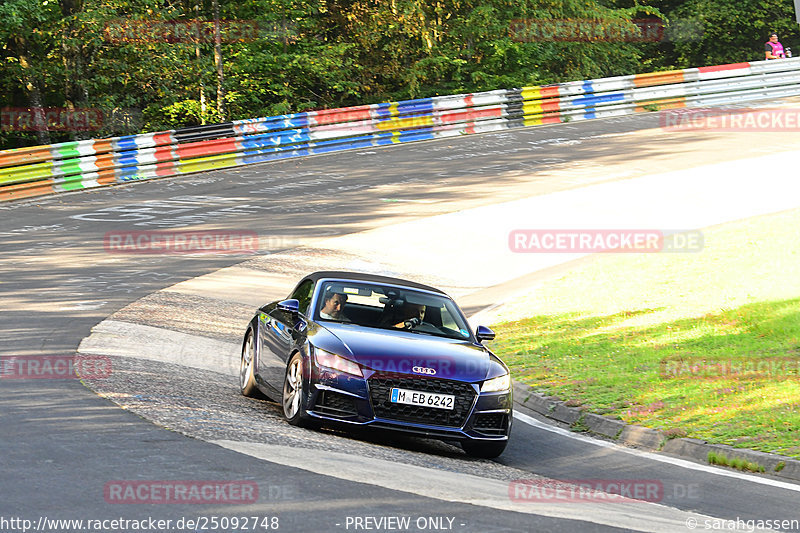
[1,0,798,148]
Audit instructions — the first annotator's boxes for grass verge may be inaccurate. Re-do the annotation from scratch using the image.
[708,451,765,473]
[487,208,800,458]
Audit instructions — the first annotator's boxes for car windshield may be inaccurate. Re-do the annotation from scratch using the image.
[315,280,473,341]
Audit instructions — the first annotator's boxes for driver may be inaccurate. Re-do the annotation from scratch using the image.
[319,290,349,321]
[385,302,426,329]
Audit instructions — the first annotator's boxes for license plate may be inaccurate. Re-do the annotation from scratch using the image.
[390,387,455,410]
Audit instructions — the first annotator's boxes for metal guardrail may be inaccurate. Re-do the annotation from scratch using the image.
[2,58,800,201]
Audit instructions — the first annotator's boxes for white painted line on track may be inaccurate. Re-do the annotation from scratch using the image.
[78,319,239,376]
[513,411,800,492]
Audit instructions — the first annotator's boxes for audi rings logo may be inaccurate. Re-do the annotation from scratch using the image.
[412,366,436,375]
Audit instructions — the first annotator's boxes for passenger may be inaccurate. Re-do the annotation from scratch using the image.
[319,290,349,321]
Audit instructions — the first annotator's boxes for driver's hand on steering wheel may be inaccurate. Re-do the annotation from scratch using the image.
[403,317,421,329]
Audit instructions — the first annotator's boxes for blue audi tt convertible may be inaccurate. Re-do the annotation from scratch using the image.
[239,271,512,458]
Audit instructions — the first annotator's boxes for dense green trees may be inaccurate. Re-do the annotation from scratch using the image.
[1,0,798,149]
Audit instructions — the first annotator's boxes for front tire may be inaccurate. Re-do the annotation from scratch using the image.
[240,329,263,398]
[282,352,314,427]
[461,439,508,459]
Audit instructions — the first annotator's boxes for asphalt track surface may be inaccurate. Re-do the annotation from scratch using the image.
[2,111,800,533]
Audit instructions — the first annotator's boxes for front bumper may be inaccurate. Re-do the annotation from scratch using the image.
[306,367,512,440]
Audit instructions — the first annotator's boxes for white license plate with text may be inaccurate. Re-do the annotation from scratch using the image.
[390,387,455,410]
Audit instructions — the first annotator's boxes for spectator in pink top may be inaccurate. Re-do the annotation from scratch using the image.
[765,33,785,59]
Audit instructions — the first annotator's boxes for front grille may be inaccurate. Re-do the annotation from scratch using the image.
[472,412,509,436]
[368,374,476,428]
[315,390,358,417]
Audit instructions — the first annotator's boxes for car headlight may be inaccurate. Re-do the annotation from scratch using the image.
[314,347,363,377]
[481,373,510,392]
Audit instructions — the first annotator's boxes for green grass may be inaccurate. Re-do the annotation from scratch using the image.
[571,414,590,433]
[488,208,800,458]
[708,451,766,473]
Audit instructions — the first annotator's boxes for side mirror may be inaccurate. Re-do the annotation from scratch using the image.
[475,325,495,343]
[277,299,300,314]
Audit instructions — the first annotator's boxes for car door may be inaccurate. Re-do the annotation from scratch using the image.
[258,280,314,391]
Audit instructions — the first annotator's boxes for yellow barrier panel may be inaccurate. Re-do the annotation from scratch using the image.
[177,152,240,174]
[0,161,54,185]
[375,115,435,131]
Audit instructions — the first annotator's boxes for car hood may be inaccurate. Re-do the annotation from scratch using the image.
[311,322,494,382]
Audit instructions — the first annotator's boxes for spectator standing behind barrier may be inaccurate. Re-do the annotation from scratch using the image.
[765,33,786,59]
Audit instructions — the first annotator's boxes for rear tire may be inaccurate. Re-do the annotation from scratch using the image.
[461,439,508,459]
[282,352,315,428]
